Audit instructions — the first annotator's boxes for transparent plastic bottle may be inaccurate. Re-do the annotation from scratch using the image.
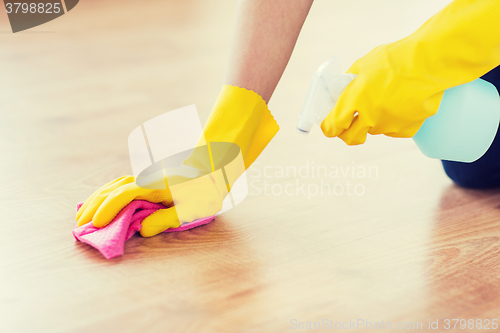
[297,56,500,162]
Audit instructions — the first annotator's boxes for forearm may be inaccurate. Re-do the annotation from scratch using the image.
[224,0,313,103]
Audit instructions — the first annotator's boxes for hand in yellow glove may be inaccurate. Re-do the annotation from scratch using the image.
[321,0,500,145]
[75,161,228,237]
[76,85,279,237]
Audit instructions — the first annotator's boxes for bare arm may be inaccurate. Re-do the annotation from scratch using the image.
[224,0,314,104]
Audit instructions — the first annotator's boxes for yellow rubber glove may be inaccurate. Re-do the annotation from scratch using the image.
[76,85,279,237]
[321,0,500,145]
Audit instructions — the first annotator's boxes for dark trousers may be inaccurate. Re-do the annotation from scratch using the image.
[441,66,500,188]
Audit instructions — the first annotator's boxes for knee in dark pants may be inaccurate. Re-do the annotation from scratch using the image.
[441,124,500,188]
[442,160,500,189]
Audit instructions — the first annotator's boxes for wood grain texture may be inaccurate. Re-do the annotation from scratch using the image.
[2,0,500,332]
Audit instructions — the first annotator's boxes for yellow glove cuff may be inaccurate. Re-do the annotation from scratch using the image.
[202,85,279,169]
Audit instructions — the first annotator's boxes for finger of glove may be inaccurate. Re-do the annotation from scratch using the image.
[338,115,371,145]
[346,59,360,74]
[383,120,425,138]
[320,80,361,138]
[92,182,144,228]
[76,176,130,221]
[76,176,135,226]
[140,207,181,237]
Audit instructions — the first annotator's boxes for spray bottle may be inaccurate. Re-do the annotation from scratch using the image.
[297,56,500,162]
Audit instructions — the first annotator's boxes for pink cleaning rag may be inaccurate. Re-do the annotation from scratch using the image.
[73,200,215,259]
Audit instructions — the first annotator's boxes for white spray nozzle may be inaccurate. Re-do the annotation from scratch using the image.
[297,56,356,134]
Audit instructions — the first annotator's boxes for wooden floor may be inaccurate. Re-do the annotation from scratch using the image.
[2,0,500,332]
